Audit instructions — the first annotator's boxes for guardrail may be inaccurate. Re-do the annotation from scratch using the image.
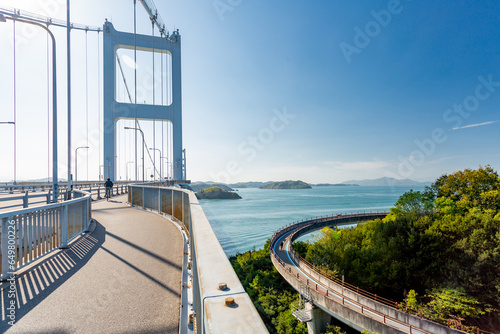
[270,213,466,334]
[0,180,131,194]
[128,184,268,334]
[0,183,129,211]
[0,189,92,280]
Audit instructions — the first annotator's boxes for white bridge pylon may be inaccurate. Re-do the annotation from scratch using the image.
[103,21,183,181]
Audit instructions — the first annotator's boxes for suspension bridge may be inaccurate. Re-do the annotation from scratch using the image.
[0,1,266,333]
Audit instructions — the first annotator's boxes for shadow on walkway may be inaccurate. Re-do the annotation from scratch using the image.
[106,231,181,270]
[0,221,106,330]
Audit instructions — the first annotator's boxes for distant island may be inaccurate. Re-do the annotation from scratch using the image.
[342,177,430,187]
[228,181,272,189]
[189,177,430,190]
[259,180,312,189]
[188,182,234,192]
[313,183,359,187]
[195,186,242,200]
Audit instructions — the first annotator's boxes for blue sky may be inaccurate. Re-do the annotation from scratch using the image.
[0,0,499,183]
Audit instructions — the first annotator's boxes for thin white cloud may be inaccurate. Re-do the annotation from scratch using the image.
[452,120,498,131]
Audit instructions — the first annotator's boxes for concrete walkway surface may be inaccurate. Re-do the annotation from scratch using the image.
[0,194,183,333]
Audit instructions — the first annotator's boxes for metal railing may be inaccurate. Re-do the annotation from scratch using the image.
[270,213,466,334]
[0,190,92,280]
[128,184,268,334]
[0,182,130,210]
[0,180,131,194]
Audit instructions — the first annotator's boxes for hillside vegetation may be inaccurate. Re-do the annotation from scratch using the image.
[188,182,234,192]
[195,186,241,199]
[230,242,353,334]
[300,166,500,333]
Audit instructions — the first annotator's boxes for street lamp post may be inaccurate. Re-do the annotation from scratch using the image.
[124,127,145,182]
[126,161,133,181]
[160,157,170,180]
[164,160,172,180]
[149,148,162,181]
[66,0,72,200]
[0,122,15,184]
[75,146,89,183]
[1,15,59,202]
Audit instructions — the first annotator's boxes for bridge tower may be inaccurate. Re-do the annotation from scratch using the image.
[103,21,183,181]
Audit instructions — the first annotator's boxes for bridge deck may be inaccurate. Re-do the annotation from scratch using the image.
[1,194,183,333]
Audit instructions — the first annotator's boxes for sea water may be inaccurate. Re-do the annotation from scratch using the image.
[199,185,425,256]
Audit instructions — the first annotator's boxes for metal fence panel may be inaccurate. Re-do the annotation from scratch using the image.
[183,192,190,232]
[144,187,159,211]
[132,187,143,207]
[160,188,173,216]
[173,191,183,222]
[0,191,91,279]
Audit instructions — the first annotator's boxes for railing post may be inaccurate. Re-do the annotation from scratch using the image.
[1,217,14,277]
[97,187,101,199]
[61,204,69,248]
[158,187,161,213]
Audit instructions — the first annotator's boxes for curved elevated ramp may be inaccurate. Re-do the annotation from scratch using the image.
[270,213,466,334]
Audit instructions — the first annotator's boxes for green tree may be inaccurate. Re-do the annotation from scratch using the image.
[292,240,310,258]
[404,289,419,310]
[386,189,434,220]
[432,165,500,213]
[421,288,485,323]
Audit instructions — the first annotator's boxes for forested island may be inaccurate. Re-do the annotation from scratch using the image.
[313,183,359,187]
[259,180,312,189]
[231,166,500,334]
[188,182,234,192]
[195,186,241,199]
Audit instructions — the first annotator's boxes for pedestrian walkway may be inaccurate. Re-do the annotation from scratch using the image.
[0,194,183,333]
